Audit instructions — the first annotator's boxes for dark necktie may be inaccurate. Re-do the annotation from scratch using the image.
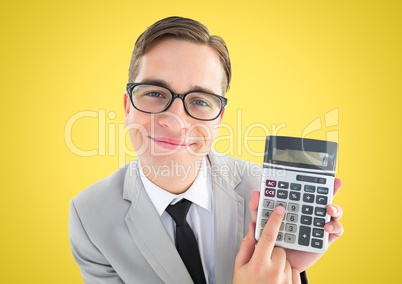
[166,199,207,284]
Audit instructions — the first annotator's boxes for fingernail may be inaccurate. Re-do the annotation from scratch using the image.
[326,224,334,232]
[275,205,285,215]
[331,205,338,214]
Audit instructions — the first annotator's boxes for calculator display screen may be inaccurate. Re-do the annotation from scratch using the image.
[264,136,338,171]
[272,148,331,167]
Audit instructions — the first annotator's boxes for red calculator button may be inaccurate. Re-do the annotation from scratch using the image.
[266,180,277,187]
[265,188,276,197]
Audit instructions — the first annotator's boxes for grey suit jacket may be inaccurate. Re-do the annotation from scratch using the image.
[69,152,262,283]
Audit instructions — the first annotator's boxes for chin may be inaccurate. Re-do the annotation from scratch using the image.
[149,148,206,166]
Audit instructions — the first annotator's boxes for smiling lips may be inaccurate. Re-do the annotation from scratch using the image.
[151,137,191,150]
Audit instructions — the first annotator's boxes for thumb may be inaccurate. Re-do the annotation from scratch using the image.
[234,222,256,270]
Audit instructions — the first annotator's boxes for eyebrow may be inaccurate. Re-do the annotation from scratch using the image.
[139,78,220,95]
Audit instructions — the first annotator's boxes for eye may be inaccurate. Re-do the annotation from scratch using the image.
[187,94,214,108]
[190,99,211,107]
[144,91,166,98]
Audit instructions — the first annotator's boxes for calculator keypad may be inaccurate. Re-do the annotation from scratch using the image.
[257,169,334,253]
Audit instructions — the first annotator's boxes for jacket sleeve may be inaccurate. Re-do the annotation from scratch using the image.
[68,200,124,284]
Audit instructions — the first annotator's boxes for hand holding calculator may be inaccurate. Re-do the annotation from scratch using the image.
[255,136,338,253]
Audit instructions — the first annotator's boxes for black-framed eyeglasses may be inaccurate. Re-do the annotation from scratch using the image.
[126,83,228,121]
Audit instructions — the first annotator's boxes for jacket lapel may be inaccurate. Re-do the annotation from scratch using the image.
[207,152,245,283]
[122,160,193,284]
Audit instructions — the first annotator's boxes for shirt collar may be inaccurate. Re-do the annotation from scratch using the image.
[139,158,212,216]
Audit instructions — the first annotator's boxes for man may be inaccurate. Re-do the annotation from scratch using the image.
[69,16,344,283]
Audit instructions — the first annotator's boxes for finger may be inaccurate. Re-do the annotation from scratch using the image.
[284,258,291,273]
[333,178,343,196]
[292,268,301,284]
[249,190,260,223]
[271,247,287,271]
[325,220,344,244]
[326,204,343,221]
[254,205,285,262]
[234,222,257,270]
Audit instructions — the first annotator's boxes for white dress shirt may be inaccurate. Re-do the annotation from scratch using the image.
[139,159,215,284]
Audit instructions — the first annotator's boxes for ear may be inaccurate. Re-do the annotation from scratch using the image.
[218,108,225,122]
[123,92,130,126]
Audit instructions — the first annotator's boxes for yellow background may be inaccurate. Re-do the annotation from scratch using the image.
[1,0,400,283]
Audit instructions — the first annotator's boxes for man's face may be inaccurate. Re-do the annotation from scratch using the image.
[124,39,225,169]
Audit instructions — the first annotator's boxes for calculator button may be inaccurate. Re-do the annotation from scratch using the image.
[300,215,312,225]
[285,223,297,233]
[261,219,268,228]
[316,195,328,205]
[288,203,299,213]
[275,201,287,209]
[303,193,315,203]
[313,228,324,238]
[317,187,329,194]
[263,200,275,209]
[266,180,277,187]
[290,183,301,191]
[311,239,323,249]
[284,234,296,244]
[277,190,288,199]
[278,181,289,189]
[314,207,326,217]
[304,185,316,193]
[298,226,311,246]
[314,217,326,227]
[262,210,272,219]
[289,191,301,201]
[286,214,298,223]
[280,222,284,231]
[302,205,313,215]
[264,188,276,197]
[277,232,283,241]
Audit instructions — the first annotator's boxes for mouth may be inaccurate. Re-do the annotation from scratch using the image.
[150,136,191,150]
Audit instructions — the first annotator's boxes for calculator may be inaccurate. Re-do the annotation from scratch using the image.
[255,136,338,253]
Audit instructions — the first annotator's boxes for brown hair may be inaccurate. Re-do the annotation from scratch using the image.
[128,16,231,92]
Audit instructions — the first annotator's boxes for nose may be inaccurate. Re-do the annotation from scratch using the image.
[156,98,190,130]
[167,97,186,114]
